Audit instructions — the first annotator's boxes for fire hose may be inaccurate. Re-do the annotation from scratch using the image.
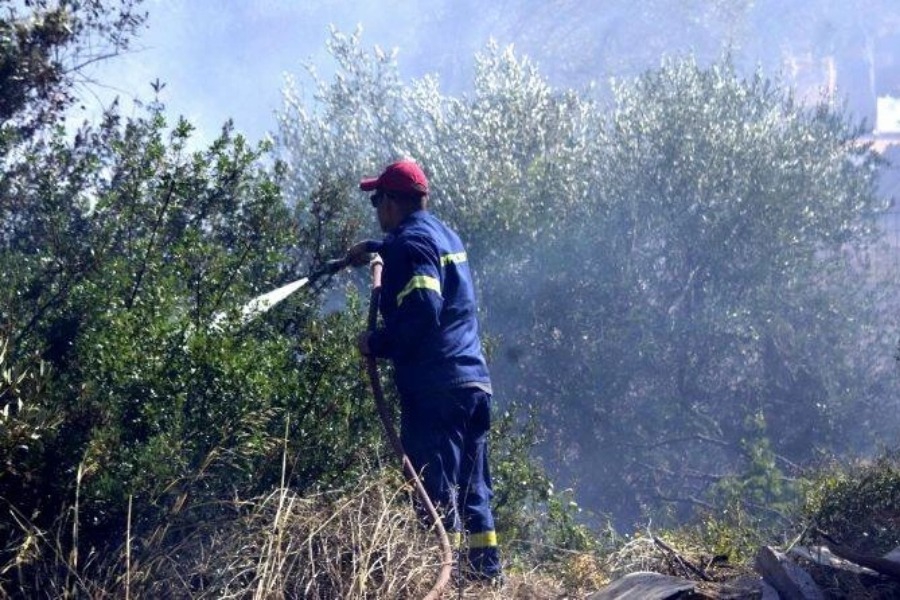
[219,255,454,596]
[365,256,453,600]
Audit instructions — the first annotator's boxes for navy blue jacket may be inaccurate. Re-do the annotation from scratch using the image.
[367,210,491,395]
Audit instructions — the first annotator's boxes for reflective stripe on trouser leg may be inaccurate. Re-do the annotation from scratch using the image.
[459,389,501,577]
[469,531,497,548]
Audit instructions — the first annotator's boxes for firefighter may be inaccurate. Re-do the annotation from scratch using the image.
[347,159,502,583]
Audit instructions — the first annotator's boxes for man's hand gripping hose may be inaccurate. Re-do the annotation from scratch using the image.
[364,256,453,600]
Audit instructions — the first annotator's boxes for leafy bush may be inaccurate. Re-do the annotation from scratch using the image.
[0,101,391,594]
[0,339,60,574]
[800,452,900,555]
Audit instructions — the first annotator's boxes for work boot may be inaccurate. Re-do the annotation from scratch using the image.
[489,573,507,590]
[473,571,506,588]
[458,550,503,589]
[464,547,502,580]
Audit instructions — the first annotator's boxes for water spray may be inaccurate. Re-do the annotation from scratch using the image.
[210,256,351,330]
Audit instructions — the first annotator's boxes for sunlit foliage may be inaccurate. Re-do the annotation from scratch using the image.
[1,7,390,590]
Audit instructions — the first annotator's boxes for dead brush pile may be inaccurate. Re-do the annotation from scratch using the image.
[133,469,443,599]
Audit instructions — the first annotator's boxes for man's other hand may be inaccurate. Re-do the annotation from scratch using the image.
[347,242,373,267]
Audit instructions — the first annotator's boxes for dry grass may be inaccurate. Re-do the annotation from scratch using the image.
[7,452,900,598]
[128,469,573,599]
[2,464,594,598]
[131,470,437,599]
[603,535,669,579]
[3,471,763,599]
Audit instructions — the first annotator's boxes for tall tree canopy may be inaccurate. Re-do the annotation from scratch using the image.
[277,30,899,525]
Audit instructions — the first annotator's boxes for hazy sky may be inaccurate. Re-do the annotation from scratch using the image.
[73,0,900,148]
[76,0,486,146]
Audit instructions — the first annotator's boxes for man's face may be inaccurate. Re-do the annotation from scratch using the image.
[371,191,399,232]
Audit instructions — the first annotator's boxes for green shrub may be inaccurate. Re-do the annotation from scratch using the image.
[800,452,900,554]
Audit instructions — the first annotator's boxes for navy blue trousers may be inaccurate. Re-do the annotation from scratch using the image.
[400,386,501,577]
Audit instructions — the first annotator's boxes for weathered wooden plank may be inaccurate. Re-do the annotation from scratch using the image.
[789,545,880,576]
[819,539,900,581]
[759,579,780,600]
[585,571,695,600]
[755,546,825,600]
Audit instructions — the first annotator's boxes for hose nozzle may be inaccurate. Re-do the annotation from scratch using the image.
[308,256,352,282]
[323,256,351,274]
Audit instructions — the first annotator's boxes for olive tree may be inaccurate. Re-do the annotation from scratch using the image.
[277,31,900,527]
[276,28,599,529]
[516,58,898,522]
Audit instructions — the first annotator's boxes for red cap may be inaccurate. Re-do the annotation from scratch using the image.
[359,160,429,195]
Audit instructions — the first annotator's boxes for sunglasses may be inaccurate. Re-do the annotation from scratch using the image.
[370,191,387,207]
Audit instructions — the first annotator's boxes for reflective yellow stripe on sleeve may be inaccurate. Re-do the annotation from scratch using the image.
[441,251,467,266]
[468,530,498,548]
[396,274,441,306]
